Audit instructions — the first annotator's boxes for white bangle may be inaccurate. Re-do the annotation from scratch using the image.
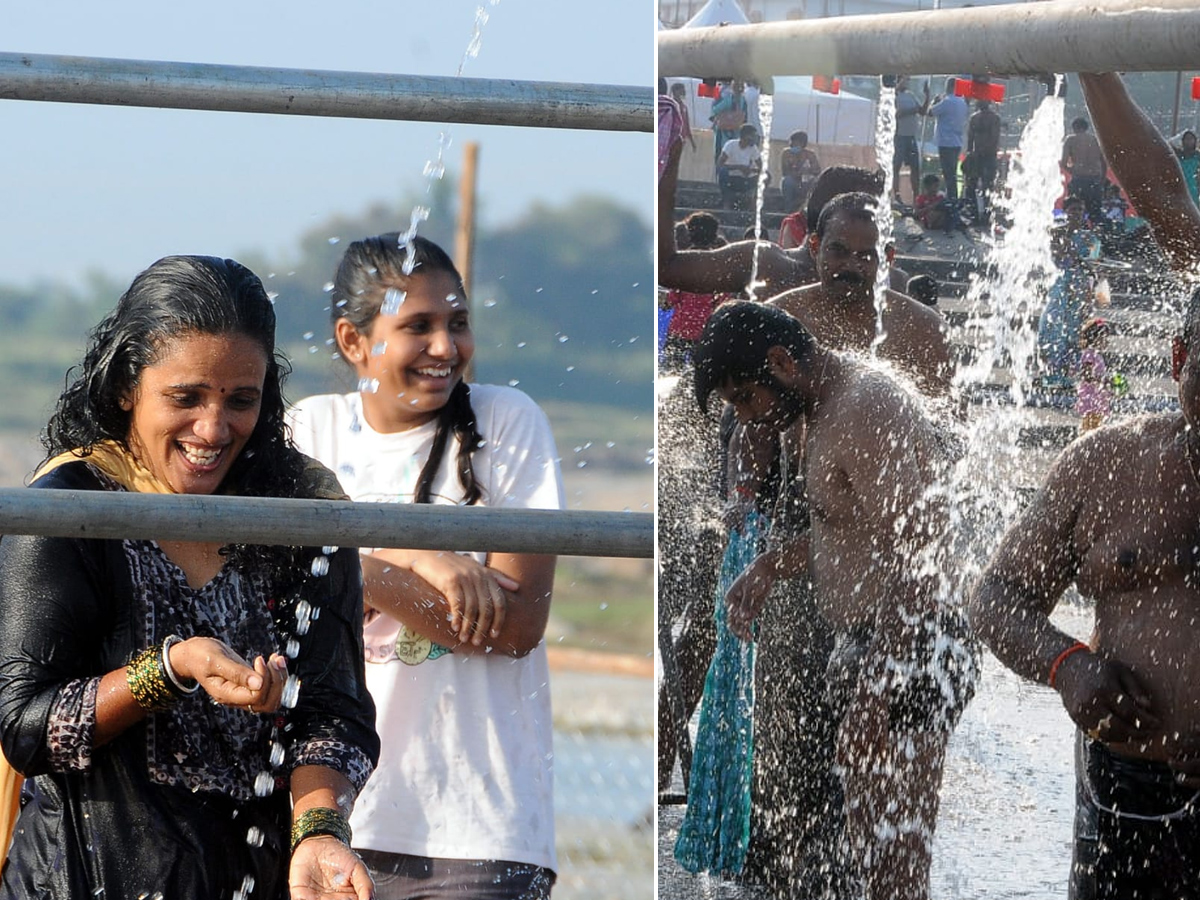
[161,634,200,696]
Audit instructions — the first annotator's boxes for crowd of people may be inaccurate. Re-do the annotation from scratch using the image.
[659,70,1200,900]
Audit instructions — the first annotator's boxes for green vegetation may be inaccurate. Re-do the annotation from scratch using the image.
[0,187,653,446]
[549,558,653,657]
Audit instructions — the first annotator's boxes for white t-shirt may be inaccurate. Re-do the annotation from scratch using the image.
[287,384,564,871]
[720,138,761,169]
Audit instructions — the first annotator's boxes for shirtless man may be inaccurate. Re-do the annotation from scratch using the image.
[693,301,973,900]
[1062,117,1108,226]
[769,191,954,398]
[1078,72,1200,271]
[970,287,1200,897]
[658,139,913,299]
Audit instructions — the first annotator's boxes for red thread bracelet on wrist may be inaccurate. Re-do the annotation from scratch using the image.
[1048,641,1089,689]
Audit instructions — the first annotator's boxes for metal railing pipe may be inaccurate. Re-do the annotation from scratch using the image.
[0,52,652,133]
[659,0,1200,80]
[0,489,652,559]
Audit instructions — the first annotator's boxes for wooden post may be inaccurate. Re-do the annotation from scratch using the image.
[455,141,479,383]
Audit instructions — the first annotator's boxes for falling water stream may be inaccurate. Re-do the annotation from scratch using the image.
[747,93,775,302]
[873,84,897,356]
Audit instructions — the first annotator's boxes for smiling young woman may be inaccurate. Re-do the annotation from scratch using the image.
[288,234,564,899]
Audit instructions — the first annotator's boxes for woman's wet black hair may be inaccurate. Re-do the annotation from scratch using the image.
[331,234,484,505]
[43,255,313,582]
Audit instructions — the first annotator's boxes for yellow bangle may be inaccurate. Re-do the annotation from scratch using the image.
[291,807,353,853]
[126,644,176,712]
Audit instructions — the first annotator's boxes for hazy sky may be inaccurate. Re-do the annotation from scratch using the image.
[1,1,654,288]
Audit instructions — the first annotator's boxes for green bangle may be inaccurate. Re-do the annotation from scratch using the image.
[291,807,353,853]
[126,643,176,712]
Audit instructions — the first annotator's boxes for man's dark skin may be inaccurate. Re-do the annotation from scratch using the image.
[768,198,954,399]
[658,139,913,299]
[968,71,1200,894]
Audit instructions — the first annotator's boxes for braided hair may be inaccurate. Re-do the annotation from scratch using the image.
[330,234,484,506]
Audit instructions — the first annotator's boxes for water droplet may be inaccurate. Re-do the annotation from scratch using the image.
[246,826,264,847]
[483,299,497,308]
[382,287,407,316]
[270,742,286,768]
[253,771,274,797]
[328,237,340,245]
[302,331,314,341]
[285,638,300,658]
[517,342,527,349]
[558,335,569,343]
[310,556,329,577]
[508,379,520,386]
[323,282,335,293]
[233,875,256,900]
[566,366,575,372]
[281,674,301,709]
[357,377,380,394]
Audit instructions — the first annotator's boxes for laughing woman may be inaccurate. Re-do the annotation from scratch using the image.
[288,234,563,899]
[0,256,379,899]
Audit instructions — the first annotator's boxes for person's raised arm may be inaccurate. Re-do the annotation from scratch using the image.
[658,137,788,295]
[1080,72,1200,271]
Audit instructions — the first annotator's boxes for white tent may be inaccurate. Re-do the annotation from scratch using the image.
[764,77,876,146]
[664,75,876,147]
[682,0,751,27]
[665,1,876,146]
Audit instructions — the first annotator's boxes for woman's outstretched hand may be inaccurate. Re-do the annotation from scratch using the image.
[289,837,373,900]
[168,636,288,713]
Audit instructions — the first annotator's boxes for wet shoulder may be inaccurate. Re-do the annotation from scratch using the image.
[766,282,821,320]
[1050,414,1172,490]
[885,290,947,341]
[28,458,105,492]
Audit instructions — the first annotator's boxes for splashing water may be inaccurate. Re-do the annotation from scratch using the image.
[232,875,256,900]
[253,771,274,798]
[872,84,897,358]
[281,674,301,709]
[456,1,501,77]
[747,93,774,302]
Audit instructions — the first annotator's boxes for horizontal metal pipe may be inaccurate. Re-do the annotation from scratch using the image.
[659,0,1200,80]
[0,489,652,559]
[0,52,652,133]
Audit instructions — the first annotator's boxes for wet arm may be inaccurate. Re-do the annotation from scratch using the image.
[658,137,776,294]
[969,450,1089,683]
[360,552,550,658]
[1079,72,1200,271]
